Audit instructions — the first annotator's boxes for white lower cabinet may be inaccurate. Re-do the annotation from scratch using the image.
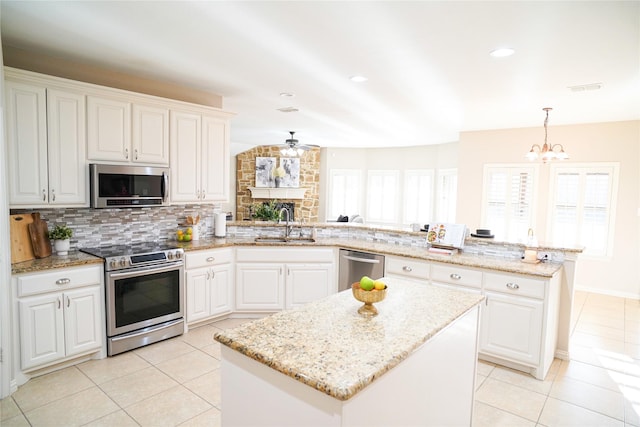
[235,247,336,311]
[480,291,543,366]
[384,255,430,285]
[185,248,234,324]
[478,271,560,380]
[14,265,103,372]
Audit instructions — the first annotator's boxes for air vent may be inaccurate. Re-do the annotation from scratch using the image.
[568,83,602,92]
[277,106,299,113]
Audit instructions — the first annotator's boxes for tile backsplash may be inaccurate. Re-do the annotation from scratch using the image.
[10,205,221,249]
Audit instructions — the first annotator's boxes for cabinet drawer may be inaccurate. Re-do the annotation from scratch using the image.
[484,272,545,299]
[16,265,102,297]
[186,248,233,269]
[236,247,334,263]
[385,256,430,281]
[431,264,482,288]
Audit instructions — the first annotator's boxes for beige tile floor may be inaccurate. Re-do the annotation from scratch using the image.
[1,292,639,426]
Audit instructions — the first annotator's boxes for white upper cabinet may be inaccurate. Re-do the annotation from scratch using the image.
[87,96,132,162]
[132,103,170,164]
[87,97,169,165]
[170,109,231,203]
[5,77,87,207]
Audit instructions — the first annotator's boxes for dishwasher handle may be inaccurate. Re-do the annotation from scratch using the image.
[342,254,381,264]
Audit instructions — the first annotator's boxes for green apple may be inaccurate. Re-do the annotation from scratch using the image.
[360,276,375,291]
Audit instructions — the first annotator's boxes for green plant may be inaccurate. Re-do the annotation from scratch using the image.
[48,224,73,240]
[252,200,281,222]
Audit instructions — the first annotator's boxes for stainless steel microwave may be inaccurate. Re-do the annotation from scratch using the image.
[90,164,170,208]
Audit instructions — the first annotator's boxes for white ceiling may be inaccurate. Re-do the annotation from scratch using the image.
[2,1,639,153]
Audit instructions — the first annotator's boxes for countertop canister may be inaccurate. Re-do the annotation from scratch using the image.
[214,212,227,237]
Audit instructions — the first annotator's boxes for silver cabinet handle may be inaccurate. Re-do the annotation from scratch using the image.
[134,149,138,160]
[66,296,70,308]
[42,189,47,201]
[211,270,215,279]
[450,273,461,280]
[402,266,413,272]
[206,270,210,280]
[206,257,215,263]
[58,297,61,309]
[55,278,71,285]
[124,148,129,159]
[51,189,55,202]
[506,282,520,290]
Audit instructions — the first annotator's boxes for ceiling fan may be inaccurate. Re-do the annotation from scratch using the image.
[279,131,317,156]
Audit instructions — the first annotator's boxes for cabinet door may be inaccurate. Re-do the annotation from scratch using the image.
[235,263,284,310]
[132,103,169,165]
[186,267,211,323]
[19,293,65,370]
[47,88,87,205]
[480,291,543,366]
[285,264,334,309]
[5,81,49,205]
[87,96,131,162]
[170,111,201,202]
[201,115,230,202]
[210,264,233,316]
[64,286,102,357]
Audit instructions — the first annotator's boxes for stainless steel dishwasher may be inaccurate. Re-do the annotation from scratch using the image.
[338,249,385,292]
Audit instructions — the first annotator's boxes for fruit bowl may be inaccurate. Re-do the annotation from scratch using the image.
[352,282,387,316]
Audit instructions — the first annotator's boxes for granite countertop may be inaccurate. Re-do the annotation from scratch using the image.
[176,236,562,278]
[11,251,103,275]
[12,236,563,277]
[214,278,484,401]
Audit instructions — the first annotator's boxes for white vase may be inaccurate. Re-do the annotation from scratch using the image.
[54,239,70,256]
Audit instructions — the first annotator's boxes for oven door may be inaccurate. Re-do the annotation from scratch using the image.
[106,261,184,337]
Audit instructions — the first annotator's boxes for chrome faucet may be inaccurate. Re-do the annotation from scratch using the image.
[279,207,292,238]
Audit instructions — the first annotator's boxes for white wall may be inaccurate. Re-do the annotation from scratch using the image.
[457,120,640,299]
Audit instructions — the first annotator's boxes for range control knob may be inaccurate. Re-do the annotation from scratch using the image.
[119,257,128,267]
[175,251,183,259]
[109,259,118,269]
[167,252,174,260]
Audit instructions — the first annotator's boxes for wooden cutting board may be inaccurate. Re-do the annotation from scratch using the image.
[10,214,35,263]
[28,213,52,259]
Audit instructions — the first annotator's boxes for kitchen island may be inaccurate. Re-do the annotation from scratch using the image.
[215,278,484,426]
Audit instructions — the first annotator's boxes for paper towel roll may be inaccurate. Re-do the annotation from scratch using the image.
[214,212,226,237]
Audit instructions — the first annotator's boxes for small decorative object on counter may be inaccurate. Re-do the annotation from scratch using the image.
[522,228,540,263]
[352,276,387,316]
[48,224,72,256]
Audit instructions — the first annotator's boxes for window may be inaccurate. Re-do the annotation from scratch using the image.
[327,169,361,220]
[436,169,458,223]
[403,169,434,224]
[366,170,399,224]
[481,165,538,241]
[548,163,618,257]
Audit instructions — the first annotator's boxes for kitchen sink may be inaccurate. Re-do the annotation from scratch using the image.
[254,237,288,243]
[254,237,316,244]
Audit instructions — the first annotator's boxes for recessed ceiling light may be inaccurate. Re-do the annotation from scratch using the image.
[349,75,368,83]
[490,48,515,58]
[277,106,299,113]
[279,92,295,98]
[568,83,603,92]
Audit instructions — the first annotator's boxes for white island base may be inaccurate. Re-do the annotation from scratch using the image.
[220,306,480,427]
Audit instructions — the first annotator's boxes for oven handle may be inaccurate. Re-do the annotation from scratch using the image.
[107,262,183,279]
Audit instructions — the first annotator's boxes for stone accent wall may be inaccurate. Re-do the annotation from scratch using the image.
[236,146,321,221]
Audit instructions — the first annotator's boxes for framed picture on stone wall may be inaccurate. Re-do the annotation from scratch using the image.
[280,158,300,188]
[255,157,276,187]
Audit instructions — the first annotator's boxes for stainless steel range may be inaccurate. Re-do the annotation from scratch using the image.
[81,242,185,356]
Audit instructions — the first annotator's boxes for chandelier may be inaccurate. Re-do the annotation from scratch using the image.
[525,108,569,163]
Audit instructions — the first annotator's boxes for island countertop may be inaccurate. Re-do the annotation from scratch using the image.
[214,278,484,401]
